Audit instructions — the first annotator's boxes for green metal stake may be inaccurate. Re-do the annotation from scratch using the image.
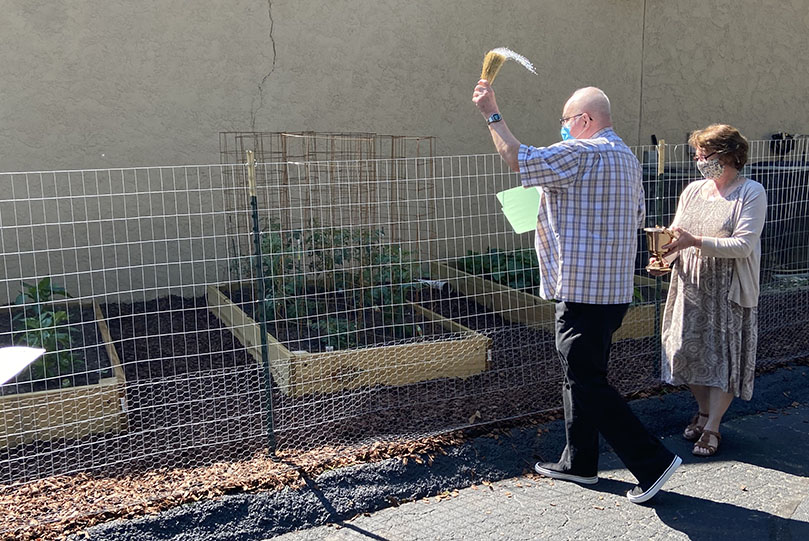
[247,150,276,453]
[654,140,666,344]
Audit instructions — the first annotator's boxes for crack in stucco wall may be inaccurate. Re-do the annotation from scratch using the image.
[250,0,277,131]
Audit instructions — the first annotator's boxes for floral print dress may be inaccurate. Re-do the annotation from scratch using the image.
[661,183,757,400]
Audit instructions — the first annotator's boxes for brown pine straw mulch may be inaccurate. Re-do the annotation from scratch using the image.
[0,411,562,541]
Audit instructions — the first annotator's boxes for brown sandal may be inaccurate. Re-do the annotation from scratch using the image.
[692,429,722,457]
[683,412,708,441]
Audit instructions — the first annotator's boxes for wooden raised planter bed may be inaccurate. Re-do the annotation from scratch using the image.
[430,262,666,341]
[0,302,127,448]
[206,283,491,397]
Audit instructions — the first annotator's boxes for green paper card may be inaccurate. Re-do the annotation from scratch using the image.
[496,186,540,234]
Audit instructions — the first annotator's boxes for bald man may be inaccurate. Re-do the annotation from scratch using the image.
[473,81,681,504]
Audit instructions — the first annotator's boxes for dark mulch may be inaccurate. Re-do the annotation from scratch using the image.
[102,296,255,380]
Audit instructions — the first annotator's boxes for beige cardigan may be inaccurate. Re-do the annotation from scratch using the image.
[667,178,767,308]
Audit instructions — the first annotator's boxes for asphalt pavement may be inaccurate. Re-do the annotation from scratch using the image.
[78,363,809,541]
[273,399,809,540]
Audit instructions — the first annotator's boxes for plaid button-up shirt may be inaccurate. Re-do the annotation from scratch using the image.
[518,128,645,304]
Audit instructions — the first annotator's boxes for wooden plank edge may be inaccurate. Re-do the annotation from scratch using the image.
[206,284,294,393]
[0,379,126,448]
[0,377,121,405]
[288,337,491,396]
[93,301,126,385]
[207,284,292,362]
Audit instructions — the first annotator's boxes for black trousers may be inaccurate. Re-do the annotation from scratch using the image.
[554,301,674,487]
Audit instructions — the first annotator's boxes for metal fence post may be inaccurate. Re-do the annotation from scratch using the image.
[247,150,276,453]
[654,140,666,347]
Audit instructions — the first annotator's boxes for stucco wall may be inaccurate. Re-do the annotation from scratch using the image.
[2,1,807,172]
[0,0,647,171]
[639,0,809,146]
[0,1,271,171]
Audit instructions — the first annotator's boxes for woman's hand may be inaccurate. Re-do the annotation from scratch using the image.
[663,226,702,252]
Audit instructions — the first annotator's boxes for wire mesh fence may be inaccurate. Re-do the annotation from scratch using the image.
[1,140,808,537]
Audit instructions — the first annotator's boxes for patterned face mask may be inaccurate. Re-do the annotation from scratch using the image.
[697,157,724,180]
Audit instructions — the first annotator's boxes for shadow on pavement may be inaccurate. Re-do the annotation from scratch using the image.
[654,492,809,540]
[577,477,809,540]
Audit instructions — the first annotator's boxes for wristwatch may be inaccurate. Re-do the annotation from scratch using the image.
[487,113,502,125]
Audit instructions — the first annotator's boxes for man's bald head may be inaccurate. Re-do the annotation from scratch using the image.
[562,87,613,138]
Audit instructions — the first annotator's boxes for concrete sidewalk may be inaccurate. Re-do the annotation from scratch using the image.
[272,401,809,540]
[77,364,809,541]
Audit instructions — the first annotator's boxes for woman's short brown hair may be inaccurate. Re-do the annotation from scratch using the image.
[688,124,749,170]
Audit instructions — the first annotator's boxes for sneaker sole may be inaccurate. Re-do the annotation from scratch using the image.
[534,463,598,485]
[626,455,682,504]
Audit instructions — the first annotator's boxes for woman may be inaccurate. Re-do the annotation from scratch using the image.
[649,124,766,457]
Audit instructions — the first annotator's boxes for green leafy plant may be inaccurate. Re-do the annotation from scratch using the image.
[359,244,419,318]
[455,248,541,296]
[12,278,84,388]
[307,316,358,350]
[332,228,422,337]
[632,286,645,305]
[233,222,424,348]
[246,222,311,321]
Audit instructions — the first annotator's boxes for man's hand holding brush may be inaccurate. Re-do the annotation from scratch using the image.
[473,79,520,172]
[472,79,499,120]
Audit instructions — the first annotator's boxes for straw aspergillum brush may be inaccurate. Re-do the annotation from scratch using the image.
[480,47,537,84]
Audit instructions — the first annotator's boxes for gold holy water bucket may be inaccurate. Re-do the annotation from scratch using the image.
[644,226,676,273]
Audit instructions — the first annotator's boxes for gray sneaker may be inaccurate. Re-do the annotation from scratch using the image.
[534,462,598,485]
[626,455,682,504]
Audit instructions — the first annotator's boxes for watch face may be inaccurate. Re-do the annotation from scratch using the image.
[489,113,501,123]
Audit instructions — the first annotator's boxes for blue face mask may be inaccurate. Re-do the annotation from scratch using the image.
[560,125,574,141]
